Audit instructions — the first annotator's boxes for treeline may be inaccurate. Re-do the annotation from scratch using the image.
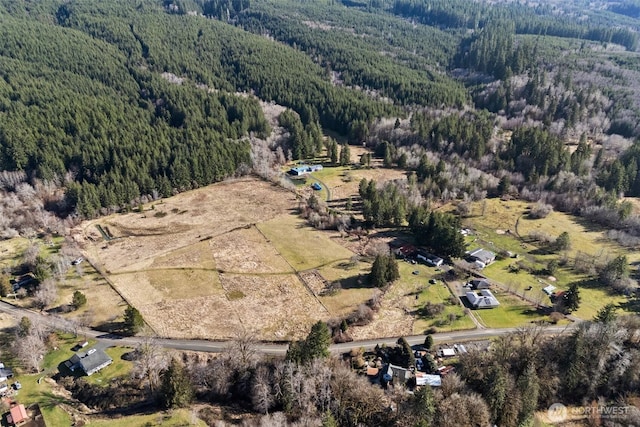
[358,178,465,258]
[459,316,640,426]
[390,0,638,50]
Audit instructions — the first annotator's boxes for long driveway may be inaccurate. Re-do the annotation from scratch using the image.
[0,300,576,355]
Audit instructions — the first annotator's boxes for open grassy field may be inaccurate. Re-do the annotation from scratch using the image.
[461,198,635,322]
[472,290,553,328]
[73,178,356,340]
[257,215,354,271]
[0,237,28,271]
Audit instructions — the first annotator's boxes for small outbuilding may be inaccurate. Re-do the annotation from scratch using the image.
[7,404,28,426]
[415,373,442,387]
[469,279,491,290]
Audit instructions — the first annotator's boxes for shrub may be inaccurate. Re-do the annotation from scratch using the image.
[549,312,564,324]
[529,202,553,219]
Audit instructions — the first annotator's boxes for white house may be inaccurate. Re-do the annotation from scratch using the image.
[466,289,500,309]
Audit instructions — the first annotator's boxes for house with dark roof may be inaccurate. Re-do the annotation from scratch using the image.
[469,278,491,290]
[65,347,112,376]
[467,248,496,266]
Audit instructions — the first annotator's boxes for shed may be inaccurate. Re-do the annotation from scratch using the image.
[543,285,557,295]
[439,348,456,357]
[8,404,27,426]
[415,373,442,387]
[470,279,491,290]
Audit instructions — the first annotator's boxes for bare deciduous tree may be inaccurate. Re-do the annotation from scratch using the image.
[33,278,57,310]
[132,334,168,395]
[251,364,274,414]
[12,324,47,373]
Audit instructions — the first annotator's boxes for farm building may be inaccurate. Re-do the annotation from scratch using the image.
[287,164,323,176]
[469,279,491,290]
[466,289,500,309]
[66,347,112,376]
[467,248,496,266]
[416,251,444,267]
[7,404,28,426]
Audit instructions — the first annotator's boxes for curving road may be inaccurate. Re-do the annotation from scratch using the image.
[0,300,577,355]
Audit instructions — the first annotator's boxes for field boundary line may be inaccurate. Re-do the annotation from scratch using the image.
[84,256,159,336]
[253,225,331,315]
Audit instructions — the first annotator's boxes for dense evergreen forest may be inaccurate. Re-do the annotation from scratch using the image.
[1,0,640,227]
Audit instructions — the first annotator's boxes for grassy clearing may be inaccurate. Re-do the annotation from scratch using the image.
[0,237,28,271]
[572,283,628,320]
[463,198,638,321]
[320,288,374,316]
[151,241,216,270]
[257,214,354,271]
[473,291,551,328]
[146,269,221,299]
[391,262,471,332]
[209,226,294,274]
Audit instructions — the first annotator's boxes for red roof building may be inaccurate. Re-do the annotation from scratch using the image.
[8,404,28,425]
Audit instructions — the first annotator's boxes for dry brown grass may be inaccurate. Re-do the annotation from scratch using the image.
[56,269,129,327]
[73,178,346,340]
[219,273,328,340]
[209,226,293,274]
[76,178,297,274]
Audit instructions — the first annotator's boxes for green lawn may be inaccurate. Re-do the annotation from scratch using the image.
[473,291,551,328]
[9,333,135,425]
[461,198,639,322]
[395,263,475,333]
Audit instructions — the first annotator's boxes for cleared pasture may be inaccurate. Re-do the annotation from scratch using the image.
[257,215,354,271]
[464,198,638,322]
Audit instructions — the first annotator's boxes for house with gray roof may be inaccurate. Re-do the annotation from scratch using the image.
[467,248,496,267]
[65,347,112,376]
[466,289,500,309]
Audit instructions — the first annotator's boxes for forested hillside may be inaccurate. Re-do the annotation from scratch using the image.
[2,0,640,228]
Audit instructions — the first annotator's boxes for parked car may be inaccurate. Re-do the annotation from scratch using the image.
[311,182,322,191]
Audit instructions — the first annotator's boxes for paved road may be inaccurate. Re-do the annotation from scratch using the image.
[0,300,577,355]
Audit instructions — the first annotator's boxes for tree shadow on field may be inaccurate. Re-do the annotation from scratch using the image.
[618,298,640,314]
[338,274,375,289]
